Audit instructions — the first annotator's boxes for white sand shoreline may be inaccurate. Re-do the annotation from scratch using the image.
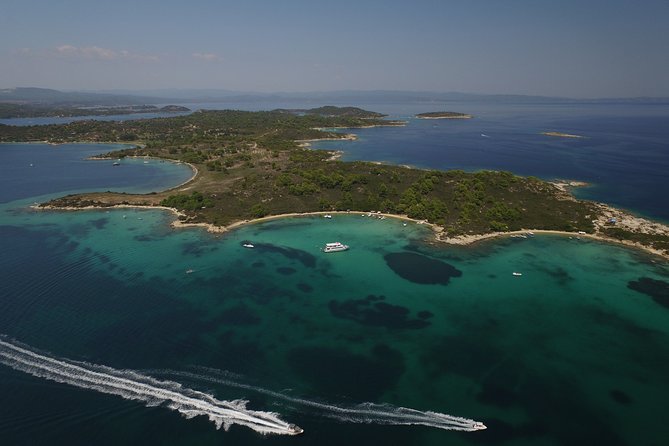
[32,202,669,260]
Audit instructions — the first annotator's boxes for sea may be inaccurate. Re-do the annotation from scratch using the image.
[1,101,668,446]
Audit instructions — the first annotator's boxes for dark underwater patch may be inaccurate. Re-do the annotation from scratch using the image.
[276,266,296,275]
[609,389,633,405]
[476,383,518,408]
[536,265,573,286]
[329,295,431,330]
[251,261,265,268]
[252,242,316,268]
[217,305,261,326]
[90,217,109,230]
[384,252,462,285]
[181,241,218,257]
[134,234,158,242]
[287,344,405,400]
[297,283,313,293]
[627,277,669,308]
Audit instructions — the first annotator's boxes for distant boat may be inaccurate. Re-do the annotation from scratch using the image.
[481,133,490,138]
[323,214,332,219]
[512,272,522,276]
[112,160,121,166]
[323,242,349,253]
[185,269,194,274]
[242,243,255,248]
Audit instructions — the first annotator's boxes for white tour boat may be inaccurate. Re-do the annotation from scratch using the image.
[323,242,349,253]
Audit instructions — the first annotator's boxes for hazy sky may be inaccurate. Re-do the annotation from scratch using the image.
[2,0,668,97]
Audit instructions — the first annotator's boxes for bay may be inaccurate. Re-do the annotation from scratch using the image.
[0,107,668,445]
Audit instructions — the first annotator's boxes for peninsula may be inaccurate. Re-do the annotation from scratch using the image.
[416,111,473,119]
[541,131,584,138]
[2,106,667,258]
[0,103,190,119]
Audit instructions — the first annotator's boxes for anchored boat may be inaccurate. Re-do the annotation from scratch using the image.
[323,242,349,253]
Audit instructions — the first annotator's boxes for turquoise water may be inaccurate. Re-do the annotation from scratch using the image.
[1,136,669,445]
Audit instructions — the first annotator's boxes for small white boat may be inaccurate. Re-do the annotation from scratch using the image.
[185,269,194,274]
[323,242,349,253]
[112,160,121,166]
[242,243,255,248]
[324,214,332,219]
[512,272,522,276]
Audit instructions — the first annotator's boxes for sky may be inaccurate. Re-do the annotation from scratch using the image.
[1,0,668,98]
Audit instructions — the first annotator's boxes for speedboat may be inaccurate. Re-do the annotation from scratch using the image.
[287,423,304,435]
[242,243,255,248]
[512,272,522,276]
[473,422,487,430]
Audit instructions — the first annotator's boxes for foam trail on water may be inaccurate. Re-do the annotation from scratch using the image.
[0,337,302,436]
[163,368,486,432]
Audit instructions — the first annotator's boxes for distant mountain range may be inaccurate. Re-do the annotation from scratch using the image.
[0,87,169,106]
[2,87,668,106]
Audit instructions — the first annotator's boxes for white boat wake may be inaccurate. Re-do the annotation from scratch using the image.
[0,337,303,436]
[160,368,487,432]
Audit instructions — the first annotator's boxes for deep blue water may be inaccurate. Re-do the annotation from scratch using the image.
[1,105,669,446]
[313,102,669,221]
[0,143,194,203]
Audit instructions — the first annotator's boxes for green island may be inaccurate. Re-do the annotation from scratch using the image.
[0,103,190,119]
[541,131,584,138]
[416,111,473,119]
[1,106,668,258]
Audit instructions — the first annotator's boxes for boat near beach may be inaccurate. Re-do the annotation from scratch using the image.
[323,242,349,253]
[242,243,255,248]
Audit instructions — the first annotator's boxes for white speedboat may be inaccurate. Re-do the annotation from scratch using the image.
[242,243,255,248]
[512,272,522,276]
[323,242,349,253]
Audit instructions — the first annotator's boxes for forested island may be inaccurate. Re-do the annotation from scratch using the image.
[416,111,473,119]
[1,106,667,256]
[541,131,584,139]
[0,103,190,119]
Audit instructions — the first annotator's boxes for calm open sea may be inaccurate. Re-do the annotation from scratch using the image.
[1,101,668,446]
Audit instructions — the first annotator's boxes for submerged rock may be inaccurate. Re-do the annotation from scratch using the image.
[384,252,462,285]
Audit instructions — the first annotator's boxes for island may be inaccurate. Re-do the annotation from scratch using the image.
[541,131,584,138]
[0,103,190,119]
[416,111,473,119]
[1,106,667,259]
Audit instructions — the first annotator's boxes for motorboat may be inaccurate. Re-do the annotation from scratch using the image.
[323,242,349,253]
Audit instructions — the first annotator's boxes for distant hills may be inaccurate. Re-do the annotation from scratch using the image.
[1,87,668,108]
[0,87,169,106]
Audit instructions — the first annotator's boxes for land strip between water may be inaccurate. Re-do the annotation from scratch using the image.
[3,107,668,259]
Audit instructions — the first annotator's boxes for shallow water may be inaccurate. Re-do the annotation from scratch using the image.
[1,121,668,445]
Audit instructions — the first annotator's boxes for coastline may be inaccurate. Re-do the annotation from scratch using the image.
[541,131,585,138]
[416,115,473,120]
[30,154,669,261]
[33,201,669,261]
